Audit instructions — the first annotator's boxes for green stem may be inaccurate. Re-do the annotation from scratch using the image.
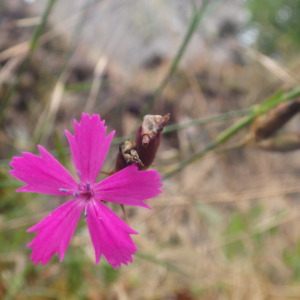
[142,0,212,116]
[29,0,57,51]
[0,0,57,123]
[34,0,96,145]
[163,108,252,134]
[136,252,189,276]
[163,89,300,179]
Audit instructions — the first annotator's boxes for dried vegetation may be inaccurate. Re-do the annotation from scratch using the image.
[1,1,300,300]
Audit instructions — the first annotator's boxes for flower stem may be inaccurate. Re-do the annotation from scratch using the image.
[0,0,57,124]
[142,0,212,116]
[163,88,300,179]
[163,108,252,134]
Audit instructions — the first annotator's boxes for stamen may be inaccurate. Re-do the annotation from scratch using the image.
[76,170,82,179]
[86,183,90,192]
[83,206,88,218]
[73,192,79,197]
[59,188,69,193]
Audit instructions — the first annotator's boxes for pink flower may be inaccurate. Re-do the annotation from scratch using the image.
[10,113,162,269]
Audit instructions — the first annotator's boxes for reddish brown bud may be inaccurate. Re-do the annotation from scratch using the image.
[139,114,170,148]
[136,114,170,170]
[112,113,169,173]
[111,114,169,222]
[114,140,144,172]
[251,98,300,141]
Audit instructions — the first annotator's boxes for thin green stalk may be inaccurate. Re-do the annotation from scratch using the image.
[34,0,95,144]
[142,0,212,116]
[29,0,57,52]
[163,89,300,179]
[0,0,57,123]
[163,108,252,134]
[136,252,189,276]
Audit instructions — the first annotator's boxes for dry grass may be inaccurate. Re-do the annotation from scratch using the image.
[1,1,300,300]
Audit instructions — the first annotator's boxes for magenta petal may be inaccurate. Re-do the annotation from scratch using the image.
[65,113,115,184]
[86,200,138,269]
[27,199,84,265]
[94,164,163,208]
[10,146,77,195]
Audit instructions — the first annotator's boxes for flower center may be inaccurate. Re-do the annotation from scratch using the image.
[77,183,94,200]
[59,183,94,200]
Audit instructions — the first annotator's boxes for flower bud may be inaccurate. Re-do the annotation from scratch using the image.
[135,114,170,170]
[114,140,144,172]
[113,114,170,172]
[251,98,300,141]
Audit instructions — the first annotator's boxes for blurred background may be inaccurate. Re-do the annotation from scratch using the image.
[1,0,300,299]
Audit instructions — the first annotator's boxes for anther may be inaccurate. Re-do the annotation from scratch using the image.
[59,188,69,193]
[73,192,79,197]
[76,170,82,179]
[83,206,88,218]
[86,183,90,192]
